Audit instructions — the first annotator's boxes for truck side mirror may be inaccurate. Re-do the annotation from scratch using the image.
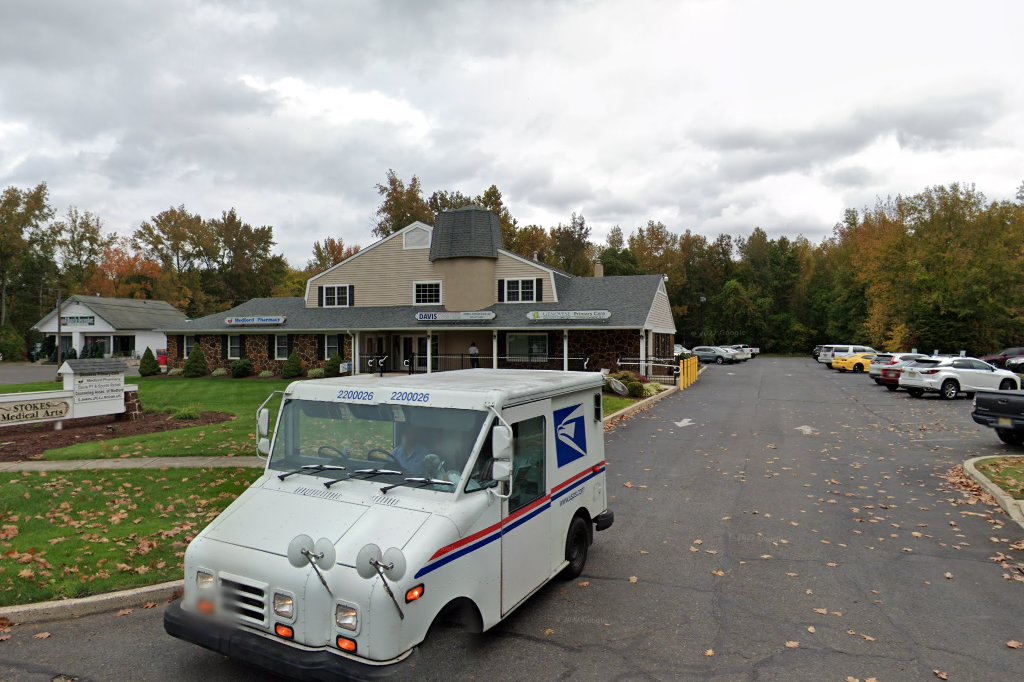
[492,459,512,483]
[257,408,270,437]
[492,424,513,462]
[257,438,271,457]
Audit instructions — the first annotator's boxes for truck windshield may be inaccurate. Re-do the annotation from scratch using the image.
[268,400,488,492]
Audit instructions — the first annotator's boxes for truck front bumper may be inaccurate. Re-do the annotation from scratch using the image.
[164,601,409,681]
[594,509,614,531]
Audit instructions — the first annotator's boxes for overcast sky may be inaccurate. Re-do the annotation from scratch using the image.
[2,0,1022,265]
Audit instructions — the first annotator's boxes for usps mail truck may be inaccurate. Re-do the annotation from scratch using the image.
[165,369,614,678]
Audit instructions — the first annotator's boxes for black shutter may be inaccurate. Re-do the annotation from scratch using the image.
[497,279,505,303]
[536,277,544,302]
[316,335,325,361]
[317,286,324,307]
[176,335,184,359]
[239,334,247,358]
[266,335,274,359]
[348,285,354,307]
[221,335,228,360]
[286,335,294,356]
[337,334,344,360]
[497,332,507,356]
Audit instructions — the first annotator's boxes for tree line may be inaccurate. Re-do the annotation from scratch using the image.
[2,175,1022,360]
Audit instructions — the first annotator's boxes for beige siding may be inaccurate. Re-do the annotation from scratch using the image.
[495,253,558,302]
[645,287,676,333]
[307,236,441,307]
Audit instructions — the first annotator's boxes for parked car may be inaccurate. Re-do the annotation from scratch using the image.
[732,344,759,358]
[673,344,691,359]
[869,353,926,384]
[972,389,1024,445]
[899,357,1020,399]
[1004,355,1024,373]
[727,345,751,361]
[812,345,823,359]
[980,347,1024,369]
[692,346,738,365]
[818,344,876,368]
[832,352,876,373]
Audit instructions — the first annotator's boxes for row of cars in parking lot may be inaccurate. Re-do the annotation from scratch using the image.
[686,344,759,364]
[813,343,1024,446]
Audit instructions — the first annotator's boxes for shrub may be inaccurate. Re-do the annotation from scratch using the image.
[183,347,209,377]
[230,358,254,378]
[626,381,645,398]
[210,368,227,377]
[282,352,303,379]
[324,354,342,378]
[643,382,663,397]
[41,335,56,361]
[307,367,325,379]
[172,404,201,420]
[138,347,160,376]
[64,347,78,360]
[258,370,275,378]
[168,368,184,376]
[0,326,26,362]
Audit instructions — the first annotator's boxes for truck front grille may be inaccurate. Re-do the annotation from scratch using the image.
[219,573,268,626]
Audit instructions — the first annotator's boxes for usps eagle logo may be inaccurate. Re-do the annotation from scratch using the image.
[554,403,587,467]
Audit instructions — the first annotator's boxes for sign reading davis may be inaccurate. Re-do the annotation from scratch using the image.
[414,311,496,322]
[0,396,71,425]
[526,310,612,321]
[225,316,287,326]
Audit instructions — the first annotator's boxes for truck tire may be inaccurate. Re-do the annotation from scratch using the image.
[907,388,924,398]
[996,429,1024,446]
[561,516,590,580]
[999,379,1016,391]
[940,380,959,400]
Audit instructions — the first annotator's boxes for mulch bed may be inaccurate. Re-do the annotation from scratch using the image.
[0,412,233,462]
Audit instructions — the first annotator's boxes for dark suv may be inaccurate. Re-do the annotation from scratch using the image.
[980,347,1024,369]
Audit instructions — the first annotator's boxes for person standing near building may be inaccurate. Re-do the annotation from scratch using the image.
[469,341,480,368]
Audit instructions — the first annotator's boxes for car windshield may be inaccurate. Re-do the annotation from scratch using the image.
[268,399,488,492]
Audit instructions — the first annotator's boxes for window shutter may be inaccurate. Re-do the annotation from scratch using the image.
[239,335,247,358]
[317,286,324,307]
[176,335,184,359]
[535,277,544,302]
[348,285,354,306]
[497,332,507,356]
[221,335,228,360]
[497,279,505,303]
[337,334,344,360]
[266,335,274,359]
[316,335,325,361]
[286,335,294,356]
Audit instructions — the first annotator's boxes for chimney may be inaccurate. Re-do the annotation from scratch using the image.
[593,261,604,278]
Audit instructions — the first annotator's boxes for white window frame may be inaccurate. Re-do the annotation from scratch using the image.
[325,334,340,360]
[275,334,289,361]
[413,280,443,305]
[507,333,548,362]
[324,285,349,307]
[184,336,196,359]
[227,335,242,360]
[503,278,536,303]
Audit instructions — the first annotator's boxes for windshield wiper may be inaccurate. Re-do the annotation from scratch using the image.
[380,477,456,494]
[323,468,403,489]
[277,463,347,481]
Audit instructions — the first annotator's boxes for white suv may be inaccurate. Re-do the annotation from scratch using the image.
[818,344,876,368]
[899,356,1020,399]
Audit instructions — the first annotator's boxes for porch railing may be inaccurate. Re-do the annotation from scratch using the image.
[617,356,679,383]
[385,354,594,374]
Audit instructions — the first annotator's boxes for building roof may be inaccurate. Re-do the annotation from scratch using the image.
[429,206,502,261]
[34,296,188,331]
[161,275,671,334]
[58,358,129,376]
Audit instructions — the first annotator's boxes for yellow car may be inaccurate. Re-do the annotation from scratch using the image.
[833,353,876,373]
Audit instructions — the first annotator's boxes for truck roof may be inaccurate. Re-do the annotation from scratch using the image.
[286,369,605,409]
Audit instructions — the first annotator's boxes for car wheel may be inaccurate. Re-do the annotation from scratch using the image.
[940,380,959,400]
[999,379,1016,391]
[716,357,724,365]
[907,388,924,398]
[885,385,898,392]
[853,363,863,372]
[561,516,590,579]
[996,429,1024,446]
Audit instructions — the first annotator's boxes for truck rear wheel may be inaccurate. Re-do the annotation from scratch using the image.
[1000,379,1016,391]
[561,516,590,580]
[997,429,1024,446]
[885,385,898,391]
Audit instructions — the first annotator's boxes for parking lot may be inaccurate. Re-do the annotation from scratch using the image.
[1,357,1022,681]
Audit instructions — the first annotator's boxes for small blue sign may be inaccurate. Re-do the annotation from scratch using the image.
[554,403,588,467]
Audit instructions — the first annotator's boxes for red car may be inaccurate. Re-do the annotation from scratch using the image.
[980,347,1024,369]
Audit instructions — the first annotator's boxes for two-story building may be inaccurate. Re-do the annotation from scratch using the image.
[162,206,676,375]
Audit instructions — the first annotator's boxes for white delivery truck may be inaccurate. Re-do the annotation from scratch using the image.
[165,369,614,678]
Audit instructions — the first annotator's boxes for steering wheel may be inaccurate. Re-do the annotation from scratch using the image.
[366,447,401,467]
[317,444,351,465]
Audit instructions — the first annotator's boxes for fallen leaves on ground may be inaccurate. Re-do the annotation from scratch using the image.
[933,670,948,680]
[1008,640,1023,649]
[33,631,50,639]
[711,569,725,577]
[628,576,638,584]
[543,628,555,636]
[116,608,133,617]
[704,648,714,657]
[784,640,800,649]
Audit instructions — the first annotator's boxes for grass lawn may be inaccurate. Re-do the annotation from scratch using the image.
[1,376,290,460]
[603,394,638,416]
[0,467,262,606]
[975,457,1024,499]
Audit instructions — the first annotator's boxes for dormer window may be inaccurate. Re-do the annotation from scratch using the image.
[499,278,543,303]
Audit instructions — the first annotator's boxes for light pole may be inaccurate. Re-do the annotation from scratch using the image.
[698,295,707,345]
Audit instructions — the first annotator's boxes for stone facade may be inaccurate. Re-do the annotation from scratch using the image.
[568,329,641,373]
[167,333,353,374]
[117,387,143,421]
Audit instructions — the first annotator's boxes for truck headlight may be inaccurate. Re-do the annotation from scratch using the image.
[273,593,295,619]
[196,570,214,589]
[335,604,358,631]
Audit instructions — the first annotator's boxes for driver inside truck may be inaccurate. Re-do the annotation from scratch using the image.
[392,426,438,479]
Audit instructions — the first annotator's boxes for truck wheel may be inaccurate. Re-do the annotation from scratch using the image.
[885,385,898,392]
[999,379,1016,391]
[940,380,959,400]
[561,516,590,580]
[715,357,724,365]
[907,388,924,398]
[997,429,1024,446]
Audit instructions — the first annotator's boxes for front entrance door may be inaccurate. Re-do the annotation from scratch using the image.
[501,400,552,615]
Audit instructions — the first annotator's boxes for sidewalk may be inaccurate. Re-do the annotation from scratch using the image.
[0,455,265,472]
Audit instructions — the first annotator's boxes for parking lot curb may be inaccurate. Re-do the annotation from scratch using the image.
[963,456,1024,530]
[0,579,184,625]
[604,385,679,425]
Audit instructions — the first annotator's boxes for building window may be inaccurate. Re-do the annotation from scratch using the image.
[275,334,288,360]
[184,336,196,358]
[324,286,349,307]
[403,226,431,249]
[414,281,442,305]
[228,335,242,359]
[325,334,339,359]
[504,279,535,303]
[507,333,548,362]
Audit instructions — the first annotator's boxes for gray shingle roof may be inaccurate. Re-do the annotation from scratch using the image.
[161,275,670,333]
[429,206,502,261]
[58,359,129,375]
[36,296,188,330]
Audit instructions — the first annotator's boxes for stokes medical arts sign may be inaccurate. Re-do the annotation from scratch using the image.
[0,397,71,425]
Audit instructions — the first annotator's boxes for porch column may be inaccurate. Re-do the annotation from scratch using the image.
[492,331,498,369]
[426,329,433,373]
[639,328,647,376]
[563,329,569,372]
[353,333,361,375]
